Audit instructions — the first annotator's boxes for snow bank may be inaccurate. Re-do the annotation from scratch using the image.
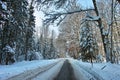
[3,45,15,54]
[72,60,120,80]
[70,61,92,80]
[0,59,61,80]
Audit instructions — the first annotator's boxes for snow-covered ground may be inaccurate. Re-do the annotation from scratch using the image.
[0,58,120,80]
[71,59,120,80]
[32,60,64,80]
[0,59,62,80]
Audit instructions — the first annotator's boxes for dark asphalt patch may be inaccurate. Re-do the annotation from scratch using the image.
[54,60,76,80]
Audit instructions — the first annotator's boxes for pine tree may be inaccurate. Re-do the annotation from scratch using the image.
[24,0,35,60]
[49,30,56,59]
[0,0,8,64]
[41,25,50,59]
[9,0,29,60]
[0,0,29,62]
[37,33,43,53]
[0,0,16,64]
[80,21,98,62]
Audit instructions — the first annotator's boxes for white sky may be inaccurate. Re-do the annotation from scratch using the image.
[34,9,59,37]
[78,0,93,8]
[34,10,44,26]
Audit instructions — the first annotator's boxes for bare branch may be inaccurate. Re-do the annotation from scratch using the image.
[43,9,94,25]
[45,9,94,16]
[57,15,67,26]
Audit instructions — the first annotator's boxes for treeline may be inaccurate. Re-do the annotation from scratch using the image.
[35,26,58,59]
[0,0,58,65]
[37,0,120,63]
[0,0,36,64]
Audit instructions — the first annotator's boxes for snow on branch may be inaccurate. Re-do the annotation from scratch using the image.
[3,45,15,54]
[44,8,94,25]
[45,9,94,16]
[82,16,100,21]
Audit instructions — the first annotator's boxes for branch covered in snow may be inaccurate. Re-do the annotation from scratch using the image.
[44,9,94,25]
[45,9,94,16]
[3,45,15,54]
[82,16,100,21]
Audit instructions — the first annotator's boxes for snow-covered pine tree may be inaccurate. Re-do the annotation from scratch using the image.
[79,21,98,62]
[0,0,30,62]
[9,0,29,61]
[0,0,8,64]
[0,0,17,64]
[49,30,56,59]
[41,25,50,59]
[24,0,35,60]
[36,32,44,53]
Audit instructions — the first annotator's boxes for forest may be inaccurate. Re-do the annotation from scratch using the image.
[0,0,120,65]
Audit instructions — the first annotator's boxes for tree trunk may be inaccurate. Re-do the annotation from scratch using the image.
[110,0,114,63]
[92,0,110,62]
[25,34,28,61]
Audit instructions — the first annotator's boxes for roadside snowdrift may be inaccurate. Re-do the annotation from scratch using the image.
[0,59,61,80]
[72,59,120,80]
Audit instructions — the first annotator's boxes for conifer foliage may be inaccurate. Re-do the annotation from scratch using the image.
[0,0,36,64]
[80,21,98,61]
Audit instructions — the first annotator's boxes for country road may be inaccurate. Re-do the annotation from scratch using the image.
[5,59,104,80]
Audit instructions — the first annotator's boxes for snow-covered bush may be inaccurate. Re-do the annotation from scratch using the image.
[96,53,105,63]
[2,45,16,65]
[28,51,43,61]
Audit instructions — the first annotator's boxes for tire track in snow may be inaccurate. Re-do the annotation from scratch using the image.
[32,59,64,80]
[6,60,63,80]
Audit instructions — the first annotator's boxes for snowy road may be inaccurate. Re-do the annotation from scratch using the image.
[6,60,64,80]
[6,59,102,80]
[1,58,120,80]
[32,60,64,80]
